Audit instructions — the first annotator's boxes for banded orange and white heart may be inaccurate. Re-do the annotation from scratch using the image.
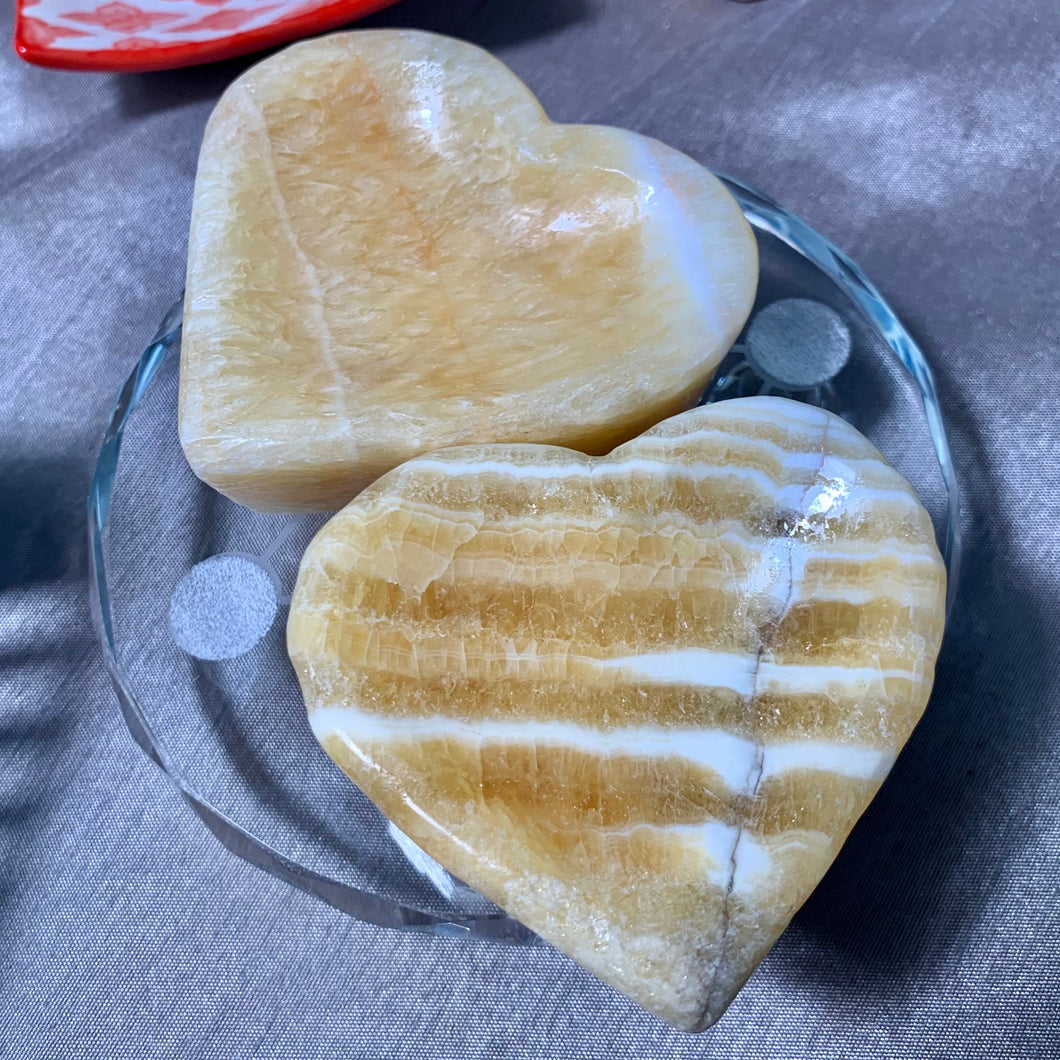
[287,396,946,1031]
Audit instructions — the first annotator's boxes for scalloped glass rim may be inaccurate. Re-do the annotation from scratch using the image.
[87,173,961,942]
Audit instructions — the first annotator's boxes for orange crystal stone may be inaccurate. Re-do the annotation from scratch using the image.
[179,30,757,512]
[288,397,947,1030]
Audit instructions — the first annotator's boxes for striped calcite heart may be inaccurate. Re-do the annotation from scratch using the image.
[287,396,946,1030]
[178,29,757,512]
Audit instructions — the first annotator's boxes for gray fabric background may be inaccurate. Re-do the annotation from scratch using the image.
[3,0,1060,1056]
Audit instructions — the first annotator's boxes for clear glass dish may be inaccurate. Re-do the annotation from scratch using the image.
[88,174,961,943]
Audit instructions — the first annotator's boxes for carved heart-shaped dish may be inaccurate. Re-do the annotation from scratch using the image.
[179,30,758,512]
[288,396,947,1031]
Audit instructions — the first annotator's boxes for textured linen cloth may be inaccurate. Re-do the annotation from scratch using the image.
[3,1,1059,1056]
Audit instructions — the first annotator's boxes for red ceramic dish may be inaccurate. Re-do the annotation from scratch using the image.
[14,0,401,73]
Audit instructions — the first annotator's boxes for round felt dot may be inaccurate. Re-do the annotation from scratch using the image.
[169,555,277,661]
[745,299,852,390]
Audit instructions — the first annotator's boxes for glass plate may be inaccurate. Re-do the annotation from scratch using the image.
[88,174,961,943]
